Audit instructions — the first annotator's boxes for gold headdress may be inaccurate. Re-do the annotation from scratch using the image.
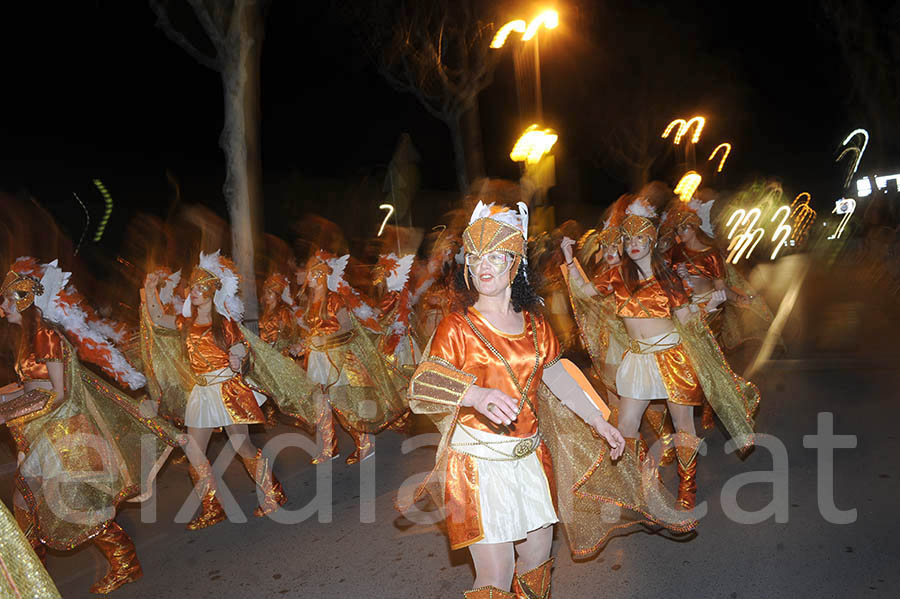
[183,251,243,321]
[462,200,529,288]
[1,268,44,312]
[621,196,659,242]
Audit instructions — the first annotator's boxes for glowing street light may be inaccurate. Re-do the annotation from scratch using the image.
[377,204,395,237]
[661,116,705,145]
[674,171,702,202]
[790,192,816,243]
[725,207,764,264]
[769,205,792,260]
[708,143,732,172]
[491,11,559,47]
[827,198,856,240]
[836,128,869,189]
[510,125,558,164]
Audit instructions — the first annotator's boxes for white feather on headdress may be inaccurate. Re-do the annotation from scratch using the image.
[198,250,243,322]
[688,198,716,237]
[281,285,294,306]
[30,260,146,389]
[326,254,349,293]
[468,201,530,240]
[625,197,658,219]
[158,270,181,307]
[385,253,415,292]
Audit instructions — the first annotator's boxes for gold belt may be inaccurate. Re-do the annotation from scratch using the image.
[451,427,541,462]
[627,332,678,354]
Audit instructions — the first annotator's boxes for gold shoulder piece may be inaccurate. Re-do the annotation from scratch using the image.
[409,357,476,407]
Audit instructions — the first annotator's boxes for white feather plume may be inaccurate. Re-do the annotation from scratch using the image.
[690,199,716,237]
[198,250,243,322]
[385,253,415,292]
[326,254,349,293]
[158,270,181,306]
[281,285,294,306]
[467,201,529,238]
[625,197,658,219]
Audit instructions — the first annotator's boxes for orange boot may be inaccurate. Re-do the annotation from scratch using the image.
[512,557,553,598]
[643,408,675,466]
[89,521,143,594]
[14,504,46,564]
[345,429,374,465]
[311,407,339,464]
[241,448,288,517]
[674,432,702,510]
[186,462,227,530]
[464,587,516,598]
[701,400,716,430]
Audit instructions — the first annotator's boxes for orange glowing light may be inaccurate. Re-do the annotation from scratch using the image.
[510,125,558,164]
[708,143,732,172]
[491,10,558,48]
[790,193,816,243]
[661,116,705,144]
[490,20,527,48]
[674,171,702,202]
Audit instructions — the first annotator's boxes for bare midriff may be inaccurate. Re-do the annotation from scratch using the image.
[621,315,676,340]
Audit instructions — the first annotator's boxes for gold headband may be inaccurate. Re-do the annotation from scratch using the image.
[621,214,658,242]
[462,217,526,289]
[1,271,43,312]
[189,267,220,290]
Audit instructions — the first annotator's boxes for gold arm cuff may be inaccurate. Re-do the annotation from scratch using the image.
[409,357,476,407]
[4,388,58,425]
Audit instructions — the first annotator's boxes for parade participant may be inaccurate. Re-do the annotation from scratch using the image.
[562,196,760,511]
[404,200,696,598]
[0,257,181,594]
[415,233,462,342]
[0,500,60,598]
[142,251,316,527]
[259,273,297,353]
[373,253,420,374]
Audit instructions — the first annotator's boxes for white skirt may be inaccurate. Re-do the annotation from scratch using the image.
[449,424,558,545]
[185,367,266,428]
[307,350,347,387]
[616,330,680,401]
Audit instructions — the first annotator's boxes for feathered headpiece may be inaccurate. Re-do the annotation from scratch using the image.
[262,273,293,306]
[685,197,716,237]
[183,251,243,321]
[621,196,659,241]
[374,253,415,293]
[462,201,529,287]
[3,257,146,390]
[308,250,380,331]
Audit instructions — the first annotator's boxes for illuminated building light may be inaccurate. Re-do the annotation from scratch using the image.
[522,10,559,41]
[92,179,114,242]
[674,171,702,202]
[769,205,792,260]
[378,204,395,237]
[661,116,705,144]
[490,20,526,48]
[708,143,731,172]
[836,128,869,188]
[874,174,900,193]
[856,178,872,197]
[510,124,558,164]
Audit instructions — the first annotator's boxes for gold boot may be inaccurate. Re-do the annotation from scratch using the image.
[345,429,374,465]
[701,400,716,430]
[513,557,553,598]
[14,504,46,563]
[186,463,227,530]
[643,408,675,466]
[241,449,288,517]
[311,407,339,464]
[464,587,516,598]
[89,522,143,594]
[674,432,702,510]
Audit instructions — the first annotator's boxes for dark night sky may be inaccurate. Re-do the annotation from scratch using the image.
[0,1,859,246]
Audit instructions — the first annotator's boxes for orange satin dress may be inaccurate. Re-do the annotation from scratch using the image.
[259,304,295,346]
[593,265,702,406]
[669,244,725,282]
[427,308,560,548]
[15,324,64,382]
[176,315,264,424]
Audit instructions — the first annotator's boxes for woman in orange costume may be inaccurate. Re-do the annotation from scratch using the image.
[562,196,760,511]
[0,257,181,594]
[143,251,298,529]
[404,201,696,598]
[259,273,297,353]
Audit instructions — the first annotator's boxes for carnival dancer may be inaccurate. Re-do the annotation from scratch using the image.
[404,200,696,598]
[299,251,407,464]
[142,251,316,528]
[373,253,420,374]
[0,257,181,594]
[0,500,60,598]
[414,233,462,343]
[562,196,760,512]
[259,273,297,354]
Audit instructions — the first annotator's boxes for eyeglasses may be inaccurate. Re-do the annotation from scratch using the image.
[465,252,510,269]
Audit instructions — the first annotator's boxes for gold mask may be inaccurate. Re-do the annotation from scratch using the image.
[462,217,526,289]
[189,267,220,298]
[1,270,43,313]
[621,214,658,243]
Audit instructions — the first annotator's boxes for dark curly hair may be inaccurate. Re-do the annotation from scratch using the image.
[455,261,543,313]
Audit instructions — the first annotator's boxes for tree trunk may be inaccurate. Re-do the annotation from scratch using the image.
[462,100,485,186]
[449,114,469,193]
[220,0,264,330]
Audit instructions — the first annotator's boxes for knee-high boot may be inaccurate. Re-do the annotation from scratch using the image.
[14,504,46,563]
[345,428,374,465]
[701,400,716,430]
[512,557,553,598]
[463,587,516,598]
[311,407,339,464]
[89,521,143,594]
[643,408,675,466]
[241,448,288,517]
[186,462,227,530]
[674,432,702,510]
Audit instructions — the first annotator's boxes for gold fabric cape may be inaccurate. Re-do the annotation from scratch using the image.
[10,337,180,551]
[0,501,60,599]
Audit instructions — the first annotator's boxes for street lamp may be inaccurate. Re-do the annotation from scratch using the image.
[674,171,702,202]
[510,124,559,164]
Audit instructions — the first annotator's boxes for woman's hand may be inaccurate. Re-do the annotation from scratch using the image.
[590,414,625,459]
[676,264,689,279]
[560,237,576,264]
[706,289,727,312]
[144,272,160,289]
[461,385,519,426]
[229,353,243,372]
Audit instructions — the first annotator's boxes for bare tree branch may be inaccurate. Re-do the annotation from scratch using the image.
[149,0,221,71]
[186,0,227,51]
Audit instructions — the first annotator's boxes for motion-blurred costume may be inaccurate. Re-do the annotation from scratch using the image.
[414,233,462,344]
[0,257,181,594]
[140,251,317,526]
[0,500,60,598]
[259,273,297,355]
[401,202,696,598]
[301,251,408,465]
[565,198,760,510]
